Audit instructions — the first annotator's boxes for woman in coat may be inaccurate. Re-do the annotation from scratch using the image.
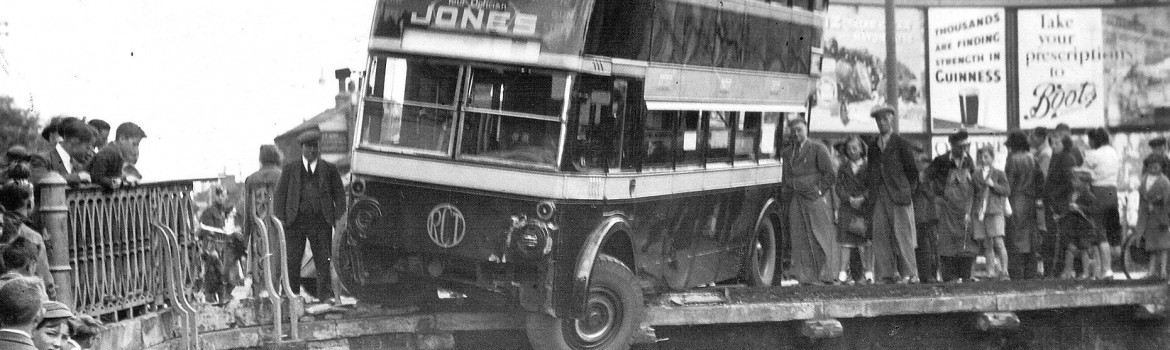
[1137,154,1170,279]
[1005,132,1041,279]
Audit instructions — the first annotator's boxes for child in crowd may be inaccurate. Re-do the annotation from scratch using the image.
[1138,155,1170,279]
[1063,168,1103,279]
[835,136,873,285]
[972,146,1011,280]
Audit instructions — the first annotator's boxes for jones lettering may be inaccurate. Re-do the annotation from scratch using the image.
[410,4,538,36]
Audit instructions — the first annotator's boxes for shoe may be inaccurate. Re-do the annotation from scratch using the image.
[844,279,857,286]
[908,276,921,284]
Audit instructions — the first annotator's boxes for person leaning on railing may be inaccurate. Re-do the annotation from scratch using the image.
[87,122,146,190]
[31,118,93,187]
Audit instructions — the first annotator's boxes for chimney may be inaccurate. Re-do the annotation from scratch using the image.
[334,68,353,110]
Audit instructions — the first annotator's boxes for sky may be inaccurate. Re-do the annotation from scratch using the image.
[0,0,375,180]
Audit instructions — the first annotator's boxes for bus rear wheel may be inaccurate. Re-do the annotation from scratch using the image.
[526,254,643,350]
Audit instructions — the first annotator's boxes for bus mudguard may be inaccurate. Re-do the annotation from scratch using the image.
[565,214,631,317]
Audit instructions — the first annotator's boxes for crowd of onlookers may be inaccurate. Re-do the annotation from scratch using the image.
[785,105,1167,285]
[0,117,143,349]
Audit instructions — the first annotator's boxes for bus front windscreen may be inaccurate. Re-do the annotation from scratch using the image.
[360,56,566,168]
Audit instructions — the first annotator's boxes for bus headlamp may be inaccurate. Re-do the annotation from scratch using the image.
[508,215,553,259]
[349,199,383,239]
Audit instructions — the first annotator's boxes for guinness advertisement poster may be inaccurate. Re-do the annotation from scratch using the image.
[928,8,1008,133]
[371,0,595,55]
[1017,9,1109,129]
[810,6,927,133]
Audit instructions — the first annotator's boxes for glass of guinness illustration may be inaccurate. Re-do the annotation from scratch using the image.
[959,88,980,126]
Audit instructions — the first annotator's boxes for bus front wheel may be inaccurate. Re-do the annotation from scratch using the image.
[526,254,643,350]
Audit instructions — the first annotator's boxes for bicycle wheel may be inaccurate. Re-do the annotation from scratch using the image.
[1122,231,1150,280]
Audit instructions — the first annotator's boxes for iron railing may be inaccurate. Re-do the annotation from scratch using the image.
[60,179,213,320]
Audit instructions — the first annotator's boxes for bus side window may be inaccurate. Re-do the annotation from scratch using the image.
[643,110,675,170]
[616,79,643,172]
[737,112,762,163]
[677,111,704,168]
[761,112,782,161]
[706,111,733,166]
[568,75,616,172]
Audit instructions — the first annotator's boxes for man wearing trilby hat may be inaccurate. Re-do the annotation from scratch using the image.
[274,128,346,302]
[865,105,921,283]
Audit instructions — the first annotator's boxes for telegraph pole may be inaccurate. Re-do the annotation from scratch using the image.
[884,0,899,131]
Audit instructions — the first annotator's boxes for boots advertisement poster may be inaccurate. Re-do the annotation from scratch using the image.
[928,7,1008,134]
[810,5,927,133]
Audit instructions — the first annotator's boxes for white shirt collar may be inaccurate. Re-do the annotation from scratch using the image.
[55,143,73,173]
[302,157,317,173]
[0,328,31,339]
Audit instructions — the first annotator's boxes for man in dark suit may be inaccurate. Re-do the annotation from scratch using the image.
[0,276,47,350]
[865,105,920,283]
[32,118,92,186]
[274,130,345,302]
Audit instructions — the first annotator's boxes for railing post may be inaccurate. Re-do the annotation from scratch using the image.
[37,172,73,306]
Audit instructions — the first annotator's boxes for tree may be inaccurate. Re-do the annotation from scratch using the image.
[0,95,45,155]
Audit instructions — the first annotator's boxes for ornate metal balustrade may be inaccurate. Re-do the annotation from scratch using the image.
[43,178,215,321]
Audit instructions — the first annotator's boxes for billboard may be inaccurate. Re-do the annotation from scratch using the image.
[928,8,1008,133]
[1103,7,1170,127]
[811,6,927,133]
[1017,9,1108,129]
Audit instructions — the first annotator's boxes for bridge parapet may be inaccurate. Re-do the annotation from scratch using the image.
[39,177,218,322]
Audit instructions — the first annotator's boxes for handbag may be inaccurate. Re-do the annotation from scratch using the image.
[847,216,868,237]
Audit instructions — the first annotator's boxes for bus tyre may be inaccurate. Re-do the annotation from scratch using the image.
[526,254,643,350]
[744,218,777,286]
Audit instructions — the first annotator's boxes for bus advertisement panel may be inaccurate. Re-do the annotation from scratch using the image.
[371,0,595,56]
[812,5,927,133]
[929,8,1008,133]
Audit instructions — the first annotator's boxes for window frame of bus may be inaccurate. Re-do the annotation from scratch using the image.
[358,55,569,171]
[455,64,567,170]
[639,109,782,172]
[360,56,463,157]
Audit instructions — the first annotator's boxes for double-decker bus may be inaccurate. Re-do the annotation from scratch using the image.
[340,0,826,348]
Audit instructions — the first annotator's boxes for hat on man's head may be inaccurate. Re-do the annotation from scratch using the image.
[948,129,970,145]
[42,300,74,319]
[1150,137,1167,148]
[5,146,30,162]
[870,104,895,118]
[297,129,322,145]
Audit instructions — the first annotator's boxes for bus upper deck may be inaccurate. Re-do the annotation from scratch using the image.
[354,0,828,186]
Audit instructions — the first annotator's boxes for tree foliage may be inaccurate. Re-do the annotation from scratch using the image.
[0,96,46,155]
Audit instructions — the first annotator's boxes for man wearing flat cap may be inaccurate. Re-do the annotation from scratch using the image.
[274,128,345,302]
[865,105,921,283]
[927,129,980,282]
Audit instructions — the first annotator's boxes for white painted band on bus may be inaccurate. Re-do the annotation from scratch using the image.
[350,150,783,201]
[645,101,809,113]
